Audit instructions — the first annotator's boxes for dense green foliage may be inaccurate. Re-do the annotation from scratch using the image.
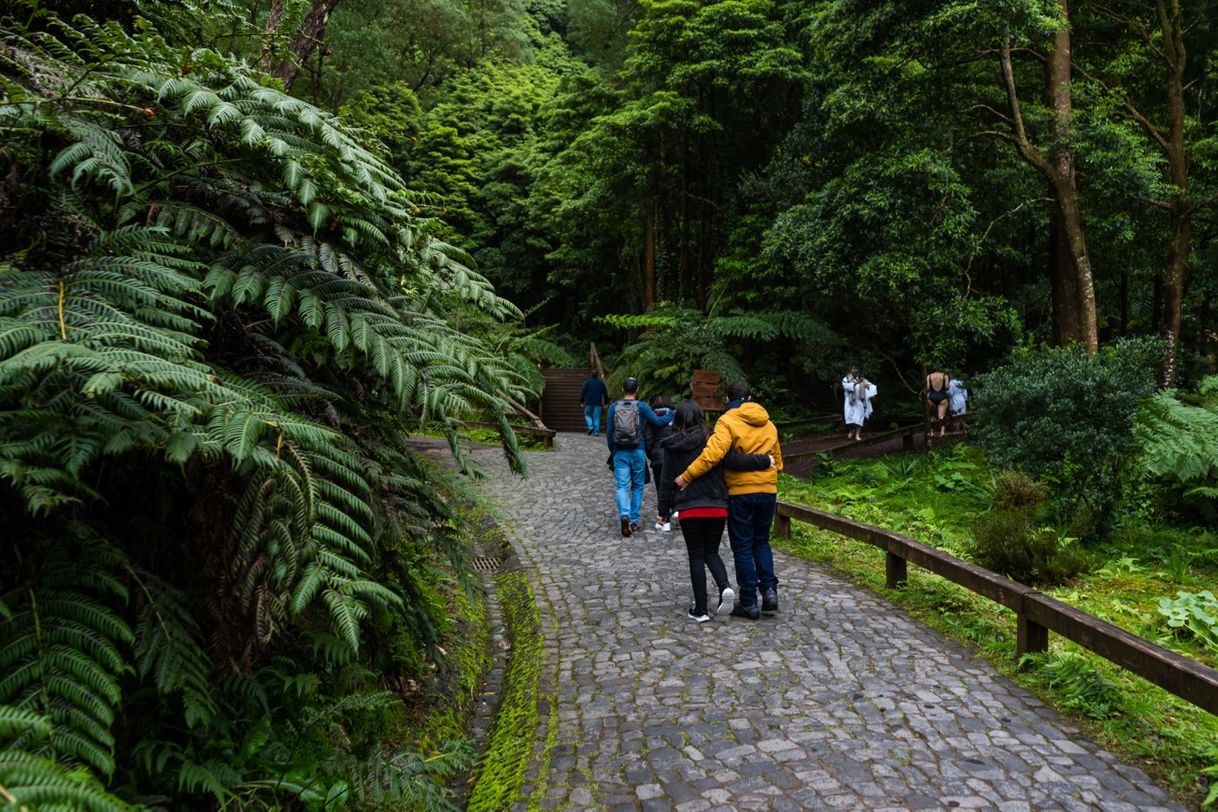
[1135,375,1218,522]
[0,7,533,808]
[968,471,1091,586]
[971,339,1161,529]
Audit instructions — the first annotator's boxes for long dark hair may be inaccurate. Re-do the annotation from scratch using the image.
[672,399,705,435]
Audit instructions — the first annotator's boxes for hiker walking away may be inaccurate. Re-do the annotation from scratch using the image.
[607,377,673,537]
[926,370,950,437]
[580,369,610,436]
[657,400,773,622]
[647,395,675,530]
[675,380,783,619]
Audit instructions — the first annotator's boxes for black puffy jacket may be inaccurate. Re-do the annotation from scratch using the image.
[645,407,674,465]
[657,428,770,518]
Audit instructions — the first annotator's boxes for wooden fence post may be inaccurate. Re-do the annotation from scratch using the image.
[885,552,907,589]
[1016,614,1049,662]
[774,511,791,539]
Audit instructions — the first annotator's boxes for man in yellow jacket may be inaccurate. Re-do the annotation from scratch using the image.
[676,380,783,619]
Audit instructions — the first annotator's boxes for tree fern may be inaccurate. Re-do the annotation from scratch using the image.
[1135,376,1218,500]
[2,8,538,806]
[0,534,132,777]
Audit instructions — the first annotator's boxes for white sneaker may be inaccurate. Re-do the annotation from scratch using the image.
[654,522,665,531]
[714,587,736,616]
[660,522,671,532]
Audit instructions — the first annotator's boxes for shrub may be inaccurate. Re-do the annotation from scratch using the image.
[972,338,1161,533]
[968,471,1090,586]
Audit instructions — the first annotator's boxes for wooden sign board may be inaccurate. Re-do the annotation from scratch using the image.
[691,369,723,411]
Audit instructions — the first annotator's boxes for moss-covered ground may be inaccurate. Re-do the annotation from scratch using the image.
[465,569,546,810]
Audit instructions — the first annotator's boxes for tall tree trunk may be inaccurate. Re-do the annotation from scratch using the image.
[643,209,656,310]
[1053,177,1099,353]
[999,10,1098,353]
[1049,208,1082,344]
[680,124,691,302]
[271,0,342,89]
[1045,1,1098,353]
[259,0,288,73]
[1158,0,1190,386]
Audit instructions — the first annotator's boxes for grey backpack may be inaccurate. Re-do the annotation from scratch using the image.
[612,400,640,447]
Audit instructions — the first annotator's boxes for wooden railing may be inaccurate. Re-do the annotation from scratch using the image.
[774,500,1218,716]
[783,422,921,461]
[465,422,557,448]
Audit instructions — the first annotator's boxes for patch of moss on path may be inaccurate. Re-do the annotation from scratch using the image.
[466,570,547,810]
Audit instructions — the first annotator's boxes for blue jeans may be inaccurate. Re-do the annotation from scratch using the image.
[727,492,778,607]
[613,447,647,524]
[584,404,603,435]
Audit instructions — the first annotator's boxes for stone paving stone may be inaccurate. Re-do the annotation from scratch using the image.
[478,434,1186,810]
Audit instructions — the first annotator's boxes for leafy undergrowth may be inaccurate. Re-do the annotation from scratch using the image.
[777,447,1218,808]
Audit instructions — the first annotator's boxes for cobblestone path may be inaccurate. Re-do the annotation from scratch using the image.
[479,433,1182,811]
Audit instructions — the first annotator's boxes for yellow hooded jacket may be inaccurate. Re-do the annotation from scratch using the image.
[680,402,783,495]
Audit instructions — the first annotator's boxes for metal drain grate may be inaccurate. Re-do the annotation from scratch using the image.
[472,555,501,573]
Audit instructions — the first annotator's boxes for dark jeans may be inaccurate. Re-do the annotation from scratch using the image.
[651,462,664,510]
[727,492,778,607]
[681,516,728,615]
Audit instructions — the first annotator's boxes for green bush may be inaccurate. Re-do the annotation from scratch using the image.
[968,471,1091,586]
[972,338,1161,533]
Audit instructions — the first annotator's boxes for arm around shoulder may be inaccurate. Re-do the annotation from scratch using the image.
[680,420,731,482]
[722,449,773,471]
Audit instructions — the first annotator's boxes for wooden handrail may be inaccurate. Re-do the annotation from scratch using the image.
[774,414,840,431]
[465,421,556,448]
[783,423,921,461]
[774,500,1218,716]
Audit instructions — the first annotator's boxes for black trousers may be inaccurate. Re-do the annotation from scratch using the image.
[681,516,729,615]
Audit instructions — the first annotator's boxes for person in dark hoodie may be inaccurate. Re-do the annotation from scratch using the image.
[646,394,675,530]
[658,399,774,622]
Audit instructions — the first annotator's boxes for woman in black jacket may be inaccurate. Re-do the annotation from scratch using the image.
[657,400,773,622]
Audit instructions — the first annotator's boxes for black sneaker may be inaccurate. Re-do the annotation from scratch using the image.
[762,589,778,615]
[730,603,760,620]
[630,522,639,534]
[620,516,632,537]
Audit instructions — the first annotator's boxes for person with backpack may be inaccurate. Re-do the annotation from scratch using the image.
[646,394,675,530]
[657,399,774,622]
[606,377,673,537]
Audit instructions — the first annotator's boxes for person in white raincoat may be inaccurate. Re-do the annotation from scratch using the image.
[841,368,875,441]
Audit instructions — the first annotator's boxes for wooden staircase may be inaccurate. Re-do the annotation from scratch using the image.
[540,368,591,433]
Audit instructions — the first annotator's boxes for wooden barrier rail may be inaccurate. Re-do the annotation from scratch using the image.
[465,422,556,448]
[783,423,920,461]
[775,414,841,432]
[774,500,1218,716]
